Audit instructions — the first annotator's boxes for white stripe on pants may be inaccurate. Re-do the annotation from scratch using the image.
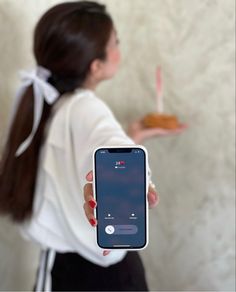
[35,249,56,292]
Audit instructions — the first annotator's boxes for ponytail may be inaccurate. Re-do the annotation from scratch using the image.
[0,0,113,222]
[0,87,53,221]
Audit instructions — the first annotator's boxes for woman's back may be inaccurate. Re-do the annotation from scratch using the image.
[21,88,134,267]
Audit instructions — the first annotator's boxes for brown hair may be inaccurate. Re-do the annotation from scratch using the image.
[0,1,113,221]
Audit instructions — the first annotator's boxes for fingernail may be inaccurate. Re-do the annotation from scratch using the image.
[150,193,159,207]
[150,192,157,201]
[86,172,92,180]
[89,200,96,209]
[89,218,97,226]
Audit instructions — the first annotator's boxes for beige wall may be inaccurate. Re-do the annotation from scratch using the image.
[0,0,235,290]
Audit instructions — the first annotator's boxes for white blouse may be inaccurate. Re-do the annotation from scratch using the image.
[20,89,150,268]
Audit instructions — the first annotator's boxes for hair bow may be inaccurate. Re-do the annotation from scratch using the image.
[15,66,59,157]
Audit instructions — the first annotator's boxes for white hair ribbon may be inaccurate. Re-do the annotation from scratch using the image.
[15,66,60,157]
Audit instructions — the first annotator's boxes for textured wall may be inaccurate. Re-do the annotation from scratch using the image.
[0,0,235,291]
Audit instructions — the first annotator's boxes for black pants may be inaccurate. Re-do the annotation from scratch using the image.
[50,251,149,291]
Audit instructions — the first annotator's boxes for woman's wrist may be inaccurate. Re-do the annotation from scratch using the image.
[126,128,143,144]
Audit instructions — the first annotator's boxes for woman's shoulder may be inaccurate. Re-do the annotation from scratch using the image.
[71,89,111,112]
[54,88,111,118]
[43,90,93,147]
[68,89,114,123]
[46,89,113,144]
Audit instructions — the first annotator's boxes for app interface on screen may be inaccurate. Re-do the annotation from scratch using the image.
[95,148,146,248]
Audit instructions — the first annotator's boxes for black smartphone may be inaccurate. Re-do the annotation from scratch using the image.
[93,145,148,250]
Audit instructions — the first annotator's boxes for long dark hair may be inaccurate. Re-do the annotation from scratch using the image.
[0,1,113,222]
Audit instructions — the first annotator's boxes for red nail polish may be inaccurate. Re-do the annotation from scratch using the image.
[89,200,96,209]
[89,218,96,226]
[103,250,110,256]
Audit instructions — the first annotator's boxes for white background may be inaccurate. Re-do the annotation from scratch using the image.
[0,0,235,290]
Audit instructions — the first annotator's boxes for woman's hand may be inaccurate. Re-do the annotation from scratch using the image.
[127,118,188,144]
[83,171,159,256]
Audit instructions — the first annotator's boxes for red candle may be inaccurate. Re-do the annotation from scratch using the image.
[156,66,164,113]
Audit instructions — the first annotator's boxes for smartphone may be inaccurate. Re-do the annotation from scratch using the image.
[93,145,148,250]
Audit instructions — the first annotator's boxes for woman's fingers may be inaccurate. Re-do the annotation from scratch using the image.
[83,183,96,206]
[148,184,160,208]
[84,171,97,226]
[85,172,110,256]
[84,171,96,208]
[83,202,97,226]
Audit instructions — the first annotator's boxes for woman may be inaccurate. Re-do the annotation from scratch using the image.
[0,1,160,291]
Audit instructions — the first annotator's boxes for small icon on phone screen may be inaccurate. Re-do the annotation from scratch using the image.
[105,225,115,234]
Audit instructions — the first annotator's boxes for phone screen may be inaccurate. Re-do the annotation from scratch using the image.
[94,147,147,249]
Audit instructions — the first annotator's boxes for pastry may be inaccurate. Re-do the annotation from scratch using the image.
[142,113,179,129]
